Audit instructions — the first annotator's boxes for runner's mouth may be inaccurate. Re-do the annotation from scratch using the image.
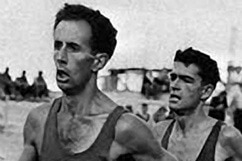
[170,94,181,100]
[56,69,69,82]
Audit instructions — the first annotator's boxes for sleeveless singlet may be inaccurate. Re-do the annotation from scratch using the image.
[39,97,133,161]
[161,120,233,161]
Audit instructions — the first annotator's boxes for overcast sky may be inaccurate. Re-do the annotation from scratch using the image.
[0,0,242,91]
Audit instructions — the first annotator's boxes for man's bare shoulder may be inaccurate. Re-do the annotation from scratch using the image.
[113,113,178,161]
[28,101,52,125]
[114,113,154,146]
[117,112,151,130]
[22,100,54,151]
[24,100,54,138]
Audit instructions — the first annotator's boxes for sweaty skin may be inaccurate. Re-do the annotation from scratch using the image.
[19,91,177,161]
[19,16,177,161]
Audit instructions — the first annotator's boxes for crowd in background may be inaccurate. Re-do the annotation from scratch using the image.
[0,67,49,101]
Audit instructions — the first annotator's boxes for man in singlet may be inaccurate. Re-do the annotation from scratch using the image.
[154,47,242,161]
[18,3,177,161]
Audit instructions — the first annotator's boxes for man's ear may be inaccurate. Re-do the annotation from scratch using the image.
[201,84,214,100]
[91,53,109,72]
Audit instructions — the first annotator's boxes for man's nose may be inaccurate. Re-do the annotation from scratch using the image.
[170,78,180,91]
[55,47,68,65]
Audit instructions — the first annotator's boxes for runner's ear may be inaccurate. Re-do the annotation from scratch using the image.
[91,53,109,72]
[201,84,214,100]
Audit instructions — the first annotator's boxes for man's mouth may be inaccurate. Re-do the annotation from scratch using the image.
[169,94,181,102]
[56,69,69,82]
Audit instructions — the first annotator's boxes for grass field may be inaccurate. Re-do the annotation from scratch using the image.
[0,91,168,161]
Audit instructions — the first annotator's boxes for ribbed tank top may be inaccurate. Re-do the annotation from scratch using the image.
[39,97,129,161]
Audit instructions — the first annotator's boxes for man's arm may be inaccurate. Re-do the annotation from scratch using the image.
[18,110,38,161]
[110,113,177,161]
[221,125,242,159]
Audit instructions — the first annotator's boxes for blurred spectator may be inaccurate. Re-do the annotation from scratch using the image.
[230,85,242,133]
[153,106,168,123]
[32,71,48,98]
[3,67,11,81]
[208,91,228,121]
[141,71,153,99]
[1,67,13,98]
[136,103,150,122]
[15,70,30,98]
[226,61,242,133]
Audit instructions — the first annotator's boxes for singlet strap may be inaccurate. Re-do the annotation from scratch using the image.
[40,97,67,161]
[85,106,128,157]
[161,119,176,149]
[195,120,224,161]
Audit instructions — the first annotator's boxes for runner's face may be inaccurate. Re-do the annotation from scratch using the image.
[169,62,204,112]
[53,20,95,95]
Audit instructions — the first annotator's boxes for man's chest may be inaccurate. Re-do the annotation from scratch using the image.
[167,129,211,161]
[36,114,108,154]
[57,115,107,152]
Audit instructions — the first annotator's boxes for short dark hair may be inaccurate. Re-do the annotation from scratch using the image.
[54,3,117,58]
[174,47,220,88]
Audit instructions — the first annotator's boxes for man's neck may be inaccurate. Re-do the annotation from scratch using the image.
[175,102,208,134]
[59,76,117,117]
[60,76,99,117]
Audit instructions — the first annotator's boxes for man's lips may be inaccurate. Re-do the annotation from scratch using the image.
[56,69,69,82]
[169,94,181,102]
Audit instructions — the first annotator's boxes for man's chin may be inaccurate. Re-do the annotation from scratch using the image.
[169,105,196,116]
[57,82,70,92]
[168,102,179,110]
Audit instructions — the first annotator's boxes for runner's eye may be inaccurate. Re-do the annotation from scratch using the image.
[66,43,81,52]
[54,41,62,50]
[169,73,177,81]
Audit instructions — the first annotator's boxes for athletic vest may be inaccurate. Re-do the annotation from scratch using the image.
[161,120,233,161]
[39,98,132,161]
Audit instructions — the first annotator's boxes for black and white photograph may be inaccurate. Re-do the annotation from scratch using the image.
[0,0,242,161]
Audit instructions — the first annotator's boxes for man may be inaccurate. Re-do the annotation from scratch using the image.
[0,67,13,99]
[19,4,176,161]
[32,71,48,98]
[3,67,11,81]
[15,70,30,98]
[153,106,169,123]
[226,62,242,132]
[154,47,242,161]
[136,103,150,122]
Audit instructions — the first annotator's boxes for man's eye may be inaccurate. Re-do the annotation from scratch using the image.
[169,74,177,81]
[182,77,193,83]
[184,78,192,83]
[67,43,80,52]
[54,41,62,50]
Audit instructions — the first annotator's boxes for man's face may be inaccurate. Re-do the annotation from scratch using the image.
[169,61,204,112]
[53,20,95,95]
